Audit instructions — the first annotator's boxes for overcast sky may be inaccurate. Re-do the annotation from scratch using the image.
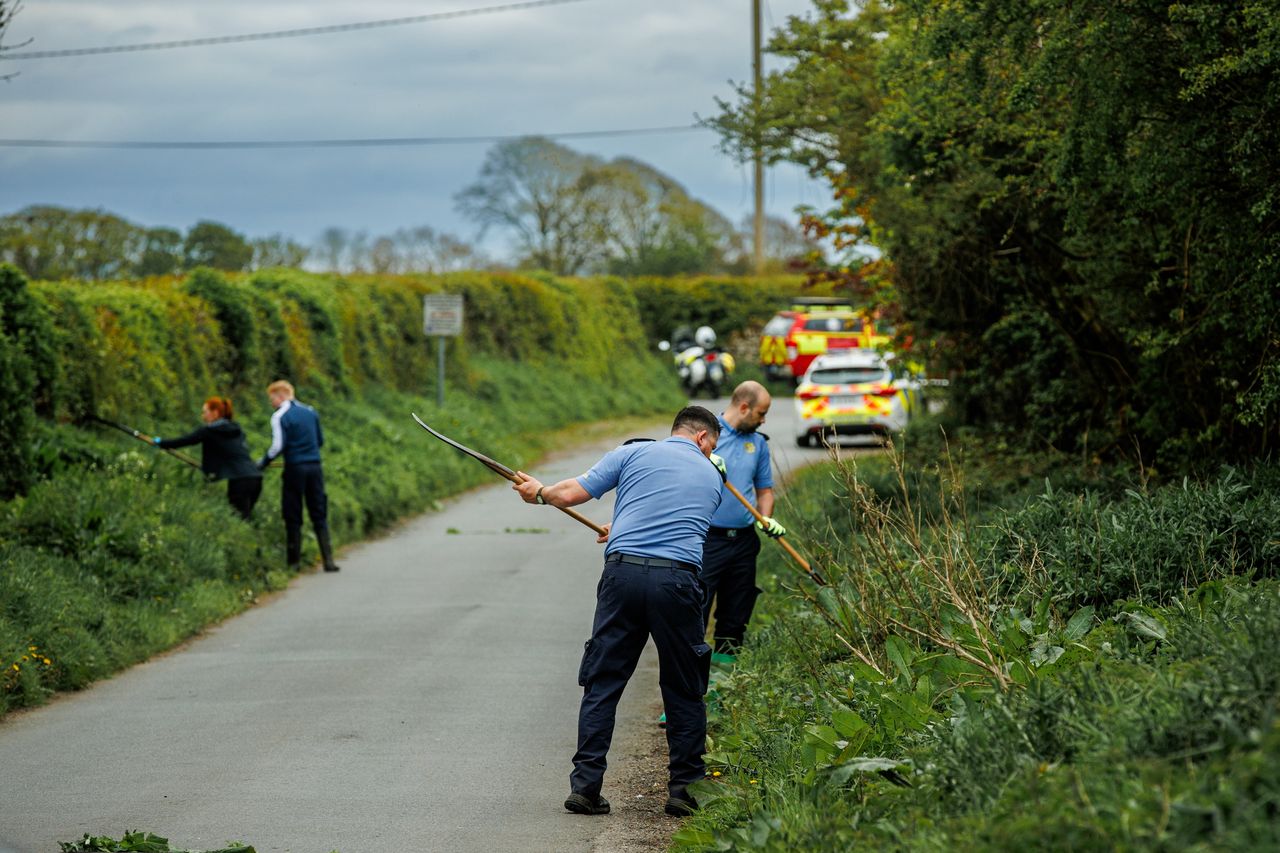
[1,0,828,258]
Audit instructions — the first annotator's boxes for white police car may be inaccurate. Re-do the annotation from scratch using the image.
[793,350,921,446]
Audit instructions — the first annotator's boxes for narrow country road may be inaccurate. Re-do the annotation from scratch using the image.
[0,399,862,853]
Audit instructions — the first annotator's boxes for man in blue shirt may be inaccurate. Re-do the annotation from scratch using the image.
[258,380,339,573]
[513,405,724,818]
[702,381,786,661]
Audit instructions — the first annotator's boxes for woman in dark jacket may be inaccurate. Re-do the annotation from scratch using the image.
[154,396,263,520]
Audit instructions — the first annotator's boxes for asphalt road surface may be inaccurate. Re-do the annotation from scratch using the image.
[0,397,858,853]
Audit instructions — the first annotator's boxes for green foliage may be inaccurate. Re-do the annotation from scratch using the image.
[988,469,1280,609]
[626,276,802,344]
[714,0,1280,470]
[60,830,254,853]
[0,321,34,498]
[0,264,51,497]
[0,263,58,414]
[184,268,258,386]
[0,206,146,281]
[182,220,253,271]
[135,228,184,277]
[1,266,702,717]
[674,447,1280,850]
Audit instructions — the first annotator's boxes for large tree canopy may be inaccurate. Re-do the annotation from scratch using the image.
[714,0,1280,469]
[454,137,809,276]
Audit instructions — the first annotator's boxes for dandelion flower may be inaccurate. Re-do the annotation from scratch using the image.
[749,779,758,785]
[712,771,721,777]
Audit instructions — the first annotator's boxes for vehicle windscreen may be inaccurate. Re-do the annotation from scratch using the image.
[763,315,793,336]
[809,367,890,385]
[803,316,859,332]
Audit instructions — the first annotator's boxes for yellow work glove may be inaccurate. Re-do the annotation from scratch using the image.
[755,516,786,538]
[709,452,727,481]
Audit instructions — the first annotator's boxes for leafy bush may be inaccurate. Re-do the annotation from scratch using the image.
[988,468,1280,609]
[674,452,1280,851]
[0,267,695,717]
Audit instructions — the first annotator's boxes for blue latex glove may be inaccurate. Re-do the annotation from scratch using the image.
[755,515,786,538]
[708,452,727,480]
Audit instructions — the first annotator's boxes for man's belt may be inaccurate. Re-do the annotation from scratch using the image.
[707,525,754,538]
[605,553,698,573]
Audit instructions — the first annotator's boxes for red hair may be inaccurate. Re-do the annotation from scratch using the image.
[204,396,234,420]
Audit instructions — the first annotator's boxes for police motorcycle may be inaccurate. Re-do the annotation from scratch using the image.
[659,325,736,398]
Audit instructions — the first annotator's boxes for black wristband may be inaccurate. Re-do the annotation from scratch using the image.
[535,487,546,505]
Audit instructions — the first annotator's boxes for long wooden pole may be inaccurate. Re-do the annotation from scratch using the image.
[722,478,826,585]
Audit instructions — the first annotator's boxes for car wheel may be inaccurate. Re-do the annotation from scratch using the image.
[795,434,811,448]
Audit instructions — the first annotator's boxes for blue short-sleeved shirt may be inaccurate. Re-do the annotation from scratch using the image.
[709,414,774,528]
[577,436,724,567]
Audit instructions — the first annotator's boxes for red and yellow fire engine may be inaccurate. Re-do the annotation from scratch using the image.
[759,298,891,382]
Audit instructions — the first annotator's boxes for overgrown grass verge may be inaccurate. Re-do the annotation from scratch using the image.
[0,359,680,717]
[675,439,1280,850]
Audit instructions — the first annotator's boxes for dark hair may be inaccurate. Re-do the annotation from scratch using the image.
[671,405,719,437]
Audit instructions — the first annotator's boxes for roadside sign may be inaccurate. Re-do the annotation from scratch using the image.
[423,294,464,337]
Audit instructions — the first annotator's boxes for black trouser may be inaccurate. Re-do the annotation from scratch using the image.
[571,555,712,800]
[700,526,763,655]
[226,476,263,521]
[281,462,329,533]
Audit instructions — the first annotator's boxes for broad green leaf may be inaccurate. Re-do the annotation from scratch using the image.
[671,827,715,846]
[885,635,915,683]
[1120,611,1168,640]
[1064,606,1096,641]
[831,708,869,739]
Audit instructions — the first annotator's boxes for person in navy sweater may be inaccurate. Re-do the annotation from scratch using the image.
[258,380,339,573]
[153,396,263,520]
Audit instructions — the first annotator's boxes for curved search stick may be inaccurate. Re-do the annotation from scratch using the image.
[91,415,209,476]
[411,413,607,536]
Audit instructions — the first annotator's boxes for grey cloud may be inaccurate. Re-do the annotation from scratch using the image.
[2,0,827,252]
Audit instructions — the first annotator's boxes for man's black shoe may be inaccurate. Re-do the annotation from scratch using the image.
[664,793,698,817]
[564,792,610,815]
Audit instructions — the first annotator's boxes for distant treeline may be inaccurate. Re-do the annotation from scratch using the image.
[1,141,822,283]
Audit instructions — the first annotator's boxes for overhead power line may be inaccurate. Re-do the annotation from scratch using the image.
[0,125,709,150]
[1,0,595,61]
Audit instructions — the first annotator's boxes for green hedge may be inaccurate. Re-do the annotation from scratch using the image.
[7,266,826,716]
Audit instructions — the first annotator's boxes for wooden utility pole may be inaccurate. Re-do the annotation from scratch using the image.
[752,0,765,276]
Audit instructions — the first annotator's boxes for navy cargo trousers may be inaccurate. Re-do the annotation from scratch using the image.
[700,526,763,654]
[570,555,712,799]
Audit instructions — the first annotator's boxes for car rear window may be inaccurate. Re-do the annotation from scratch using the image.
[803,316,859,332]
[810,367,890,385]
[763,315,793,336]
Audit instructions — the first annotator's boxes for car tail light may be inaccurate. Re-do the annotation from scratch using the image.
[796,387,820,400]
[873,386,898,397]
